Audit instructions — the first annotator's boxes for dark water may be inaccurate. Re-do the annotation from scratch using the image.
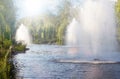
[11,44,120,79]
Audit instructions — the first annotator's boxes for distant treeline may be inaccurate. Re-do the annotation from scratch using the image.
[16,0,79,45]
[1,0,120,46]
[16,0,120,45]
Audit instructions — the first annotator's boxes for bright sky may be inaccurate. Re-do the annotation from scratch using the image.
[14,0,59,19]
[112,0,118,2]
[14,0,117,19]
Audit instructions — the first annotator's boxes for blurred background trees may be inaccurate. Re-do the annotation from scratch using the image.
[116,0,120,42]
[0,0,16,53]
[1,0,120,46]
[16,0,74,45]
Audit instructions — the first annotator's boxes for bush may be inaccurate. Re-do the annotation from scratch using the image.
[14,43,26,51]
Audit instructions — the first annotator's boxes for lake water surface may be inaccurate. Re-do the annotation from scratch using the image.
[12,44,120,79]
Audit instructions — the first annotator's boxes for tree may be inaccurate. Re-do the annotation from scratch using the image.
[0,0,16,51]
[15,0,74,45]
[116,0,120,42]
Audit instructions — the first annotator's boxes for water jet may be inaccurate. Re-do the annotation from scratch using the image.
[65,0,120,62]
[15,24,32,45]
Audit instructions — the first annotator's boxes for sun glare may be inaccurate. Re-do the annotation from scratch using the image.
[24,0,43,16]
[15,0,59,18]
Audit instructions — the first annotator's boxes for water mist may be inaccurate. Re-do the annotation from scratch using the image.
[66,0,119,61]
[15,24,32,45]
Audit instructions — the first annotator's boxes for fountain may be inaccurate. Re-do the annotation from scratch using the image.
[15,24,32,45]
[65,0,120,63]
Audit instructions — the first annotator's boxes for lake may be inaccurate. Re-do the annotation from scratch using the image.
[11,44,120,79]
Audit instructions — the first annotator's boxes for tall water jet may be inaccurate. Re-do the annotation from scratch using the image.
[15,24,32,45]
[66,18,81,47]
[66,0,118,60]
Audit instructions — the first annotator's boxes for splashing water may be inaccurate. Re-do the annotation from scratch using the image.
[66,0,118,59]
[15,24,32,45]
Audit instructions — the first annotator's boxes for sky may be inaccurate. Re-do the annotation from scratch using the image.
[14,0,117,19]
[14,0,60,19]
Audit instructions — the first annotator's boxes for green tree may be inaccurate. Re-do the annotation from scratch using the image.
[116,0,120,42]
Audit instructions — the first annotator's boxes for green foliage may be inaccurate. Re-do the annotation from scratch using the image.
[3,39,12,49]
[0,0,16,59]
[0,56,13,79]
[16,0,73,45]
[0,0,16,78]
[0,0,16,43]
[14,43,26,51]
[116,0,120,42]
[116,0,120,13]
[0,0,16,54]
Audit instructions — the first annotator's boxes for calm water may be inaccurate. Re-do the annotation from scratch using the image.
[11,44,120,79]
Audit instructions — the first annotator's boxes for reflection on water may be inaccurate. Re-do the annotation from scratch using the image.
[11,44,120,79]
[68,47,79,56]
[84,65,116,79]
